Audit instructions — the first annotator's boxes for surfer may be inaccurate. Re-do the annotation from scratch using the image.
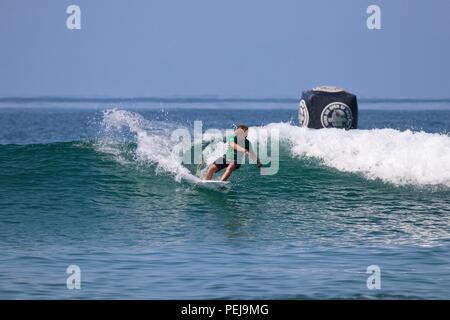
[204,124,263,181]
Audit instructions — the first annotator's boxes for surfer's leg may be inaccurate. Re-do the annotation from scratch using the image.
[205,164,219,180]
[220,163,238,181]
[205,157,227,180]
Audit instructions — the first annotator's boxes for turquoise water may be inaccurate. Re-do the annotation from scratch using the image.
[1,101,450,299]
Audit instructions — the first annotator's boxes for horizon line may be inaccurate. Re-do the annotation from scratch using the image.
[1,96,450,104]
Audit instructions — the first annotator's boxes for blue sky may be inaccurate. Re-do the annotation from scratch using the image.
[1,0,449,99]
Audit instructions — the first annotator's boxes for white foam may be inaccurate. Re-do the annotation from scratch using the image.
[201,132,227,165]
[100,108,199,183]
[99,109,450,187]
[260,122,450,187]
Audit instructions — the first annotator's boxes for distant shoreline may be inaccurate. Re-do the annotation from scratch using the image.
[1,97,450,104]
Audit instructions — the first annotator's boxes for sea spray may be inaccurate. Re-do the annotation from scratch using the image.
[98,109,450,187]
[99,108,198,182]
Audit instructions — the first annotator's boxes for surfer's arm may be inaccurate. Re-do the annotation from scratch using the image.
[229,141,248,154]
[246,147,263,168]
[229,142,262,168]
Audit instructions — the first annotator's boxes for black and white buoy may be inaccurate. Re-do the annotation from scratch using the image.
[298,86,358,129]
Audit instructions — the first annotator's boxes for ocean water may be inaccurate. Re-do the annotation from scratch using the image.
[1,100,450,299]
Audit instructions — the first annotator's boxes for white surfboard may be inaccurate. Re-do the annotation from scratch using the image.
[197,180,231,192]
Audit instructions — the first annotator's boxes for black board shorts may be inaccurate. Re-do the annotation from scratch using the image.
[213,157,241,172]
